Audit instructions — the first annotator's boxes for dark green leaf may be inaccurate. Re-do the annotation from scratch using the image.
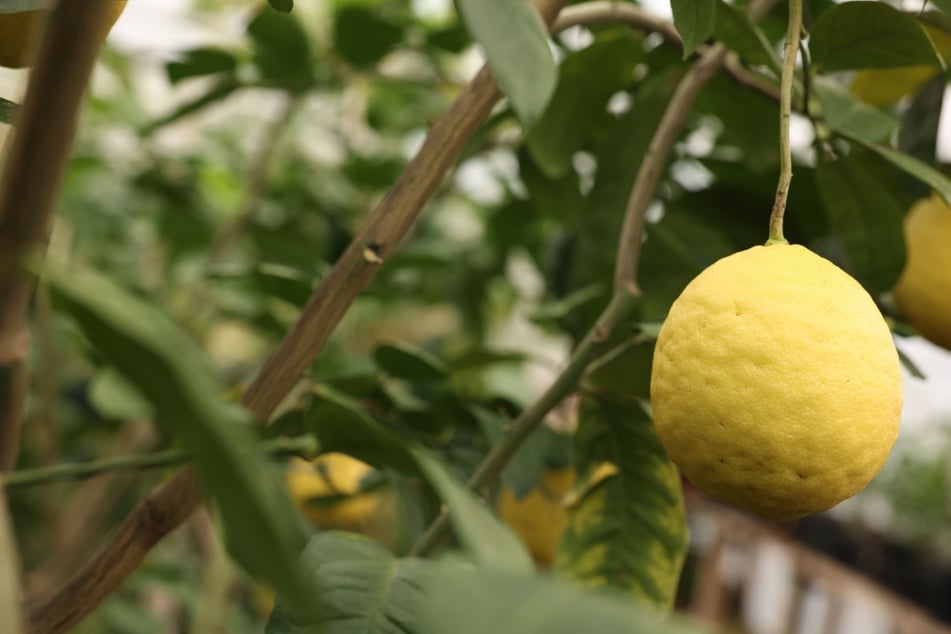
[454,0,556,128]
[810,2,944,72]
[672,0,717,57]
[525,30,643,177]
[814,152,906,292]
[248,6,314,89]
[166,48,238,84]
[846,134,951,206]
[713,1,781,73]
[268,0,293,12]
[425,565,704,634]
[0,97,18,125]
[142,78,242,134]
[556,364,687,609]
[898,74,946,200]
[373,342,447,382]
[334,5,404,67]
[267,532,429,634]
[813,76,898,143]
[43,260,309,604]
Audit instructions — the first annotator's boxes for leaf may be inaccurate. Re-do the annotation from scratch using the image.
[424,565,704,634]
[713,1,781,74]
[525,30,643,177]
[42,260,309,604]
[248,6,314,90]
[454,0,556,128]
[810,2,944,72]
[0,0,45,12]
[671,0,717,57]
[897,74,946,200]
[413,449,534,573]
[814,152,906,292]
[88,367,154,420]
[267,532,430,634]
[0,97,15,125]
[812,76,898,143]
[555,383,687,608]
[845,134,951,207]
[373,342,447,382]
[268,0,293,12]
[334,5,405,68]
[166,48,238,84]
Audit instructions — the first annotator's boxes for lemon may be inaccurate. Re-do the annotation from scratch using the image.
[0,1,127,69]
[285,453,395,541]
[496,468,575,567]
[892,194,951,350]
[650,244,902,521]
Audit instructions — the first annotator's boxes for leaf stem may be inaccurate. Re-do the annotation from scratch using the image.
[3,435,319,489]
[767,0,803,245]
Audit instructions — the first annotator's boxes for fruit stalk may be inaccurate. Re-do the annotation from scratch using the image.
[768,0,803,244]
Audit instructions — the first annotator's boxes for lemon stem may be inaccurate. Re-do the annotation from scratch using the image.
[768,0,802,245]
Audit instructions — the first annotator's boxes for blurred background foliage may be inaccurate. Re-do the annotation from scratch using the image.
[4,0,951,631]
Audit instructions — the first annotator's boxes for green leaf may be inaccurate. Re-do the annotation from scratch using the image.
[268,0,293,12]
[555,379,687,609]
[166,48,238,84]
[88,367,154,420]
[0,0,45,12]
[845,134,951,206]
[334,5,404,67]
[525,31,643,177]
[267,532,430,634]
[672,0,717,57]
[713,1,781,74]
[810,2,944,72]
[0,96,15,125]
[898,74,946,200]
[425,565,704,634]
[454,0,556,128]
[373,342,447,382]
[42,260,309,604]
[248,6,314,89]
[814,152,906,292]
[812,76,898,143]
[413,449,534,573]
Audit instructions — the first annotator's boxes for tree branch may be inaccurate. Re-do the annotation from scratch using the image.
[0,0,115,471]
[26,1,570,630]
[412,0,780,559]
[0,486,24,634]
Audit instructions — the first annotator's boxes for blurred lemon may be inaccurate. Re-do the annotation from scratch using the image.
[497,468,576,567]
[893,193,951,350]
[0,1,127,68]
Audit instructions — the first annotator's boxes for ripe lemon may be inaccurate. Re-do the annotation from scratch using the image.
[892,194,951,350]
[650,244,902,521]
[285,453,396,542]
[0,1,127,69]
[497,468,575,567]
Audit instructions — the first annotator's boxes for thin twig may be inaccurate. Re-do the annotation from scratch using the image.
[4,435,317,489]
[0,0,115,471]
[768,0,802,244]
[27,1,570,631]
[411,0,780,560]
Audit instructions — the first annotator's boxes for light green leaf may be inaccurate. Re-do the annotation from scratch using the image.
[814,152,906,292]
[845,134,951,206]
[713,0,781,74]
[672,0,717,57]
[267,532,430,634]
[810,2,944,72]
[813,76,898,143]
[525,31,643,177]
[88,367,154,420]
[556,346,687,609]
[425,565,705,634]
[454,0,556,128]
[42,260,309,604]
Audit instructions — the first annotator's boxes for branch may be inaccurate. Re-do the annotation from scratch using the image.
[0,0,115,471]
[27,1,571,630]
[412,0,781,558]
[0,486,24,633]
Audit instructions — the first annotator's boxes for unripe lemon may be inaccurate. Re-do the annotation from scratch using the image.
[650,244,901,521]
[892,194,951,351]
[496,468,575,567]
[0,1,127,69]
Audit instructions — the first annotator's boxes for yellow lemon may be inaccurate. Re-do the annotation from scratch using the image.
[892,194,951,350]
[650,244,902,521]
[497,468,575,567]
[286,453,396,541]
[0,1,127,69]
